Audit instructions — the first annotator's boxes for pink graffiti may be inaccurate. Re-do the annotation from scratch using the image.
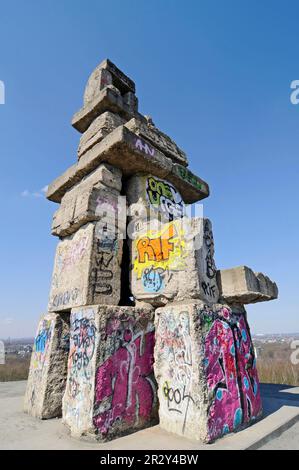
[93,330,156,435]
[204,307,261,442]
[57,235,89,271]
[135,138,155,156]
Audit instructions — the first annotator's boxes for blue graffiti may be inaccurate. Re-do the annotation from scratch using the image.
[142,267,165,293]
[34,321,52,353]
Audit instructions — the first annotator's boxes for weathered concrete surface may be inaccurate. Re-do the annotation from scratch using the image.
[48,162,122,207]
[73,59,139,133]
[24,312,69,419]
[46,126,209,204]
[130,218,219,306]
[72,86,140,134]
[259,417,299,450]
[77,112,125,159]
[84,58,136,105]
[48,222,123,311]
[51,164,123,237]
[154,301,262,443]
[125,118,188,166]
[1,382,298,449]
[63,305,158,440]
[217,266,278,304]
[126,174,186,223]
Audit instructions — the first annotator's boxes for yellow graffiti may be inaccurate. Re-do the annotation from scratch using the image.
[134,220,188,279]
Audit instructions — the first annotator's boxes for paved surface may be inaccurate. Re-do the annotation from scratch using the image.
[0,381,299,450]
[260,421,299,450]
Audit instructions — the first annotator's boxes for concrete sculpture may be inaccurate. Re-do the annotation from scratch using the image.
[25,59,278,443]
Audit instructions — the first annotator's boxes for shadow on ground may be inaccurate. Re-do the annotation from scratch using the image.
[261,383,299,416]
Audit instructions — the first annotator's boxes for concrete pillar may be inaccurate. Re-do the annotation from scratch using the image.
[62,305,158,440]
[154,301,262,442]
[24,312,70,419]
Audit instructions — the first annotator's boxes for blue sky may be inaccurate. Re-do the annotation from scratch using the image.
[0,0,298,337]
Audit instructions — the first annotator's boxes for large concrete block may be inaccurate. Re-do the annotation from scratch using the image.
[154,302,262,443]
[72,86,141,134]
[130,217,219,306]
[126,174,186,223]
[46,126,209,204]
[62,305,158,440]
[51,164,123,237]
[83,59,136,106]
[48,222,123,311]
[125,118,188,166]
[77,111,125,159]
[217,266,278,304]
[24,312,69,419]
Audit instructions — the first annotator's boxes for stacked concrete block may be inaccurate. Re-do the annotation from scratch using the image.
[24,312,69,418]
[129,216,219,306]
[48,221,123,311]
[154,301,262,443]
[51,163,123,237]
[217,266,278,305]
[77,112,125,159]
[62,305,158,440]
[26,58,278,445]
[126,173,186,223]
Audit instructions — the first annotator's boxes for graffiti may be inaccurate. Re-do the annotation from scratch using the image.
[56,235,89,272]
[32,319,53,370]
[137,224,175,263]
[142,267,166,293]
[176,165,203,191]
[203,220,217,279]
[51,288,80,309]
[90,226,118,299]
[68,377,80,398]
[93,318,156,435]
[135,137,155,156]
[34,322,52,354]
[91,250,114,298]
[96,224,118,252]
[156,309,194,434]
[134,220,187,280]
[201,306,262,441]
[201,281,217,298]
[162,381,195,431]
[146,176,184,220]
[69,316,97,379]
[64,310,97,430]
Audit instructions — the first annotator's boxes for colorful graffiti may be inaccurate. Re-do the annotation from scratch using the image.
[146,176,184,220]
[134,220,187,285]
[64,310,97,430]
[93,316,157,436]
[68,314,97,380]
[201,306,262,441]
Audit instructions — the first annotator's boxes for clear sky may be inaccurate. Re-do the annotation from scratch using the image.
[0,0,298,338]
